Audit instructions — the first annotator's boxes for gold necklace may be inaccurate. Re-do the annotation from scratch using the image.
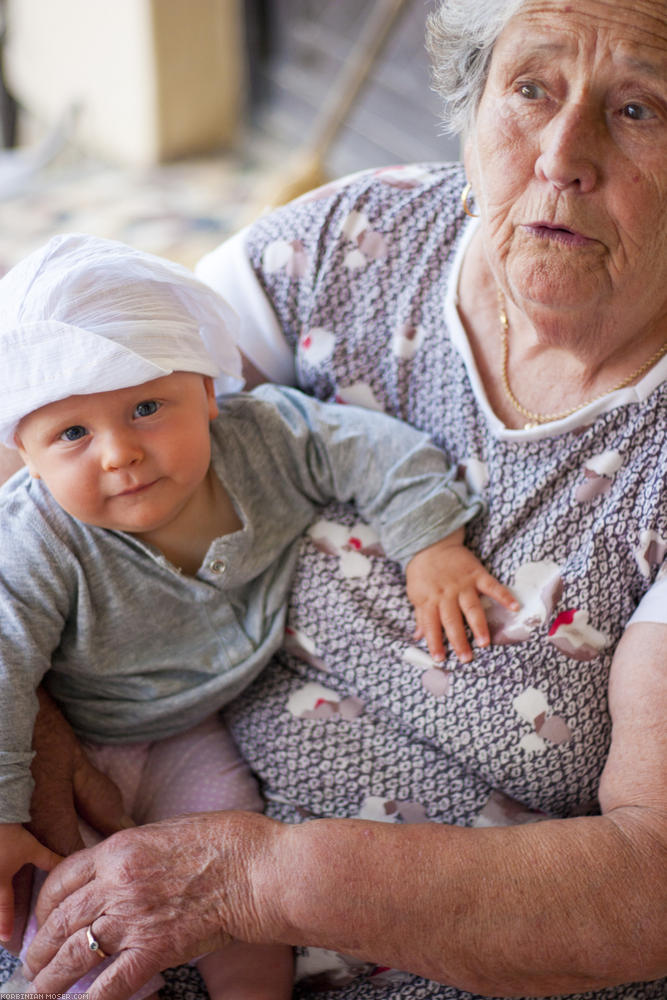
[497,289,667,430]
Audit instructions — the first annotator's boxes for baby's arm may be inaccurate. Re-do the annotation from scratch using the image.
[0,823,61,943]
[406,527,519,663]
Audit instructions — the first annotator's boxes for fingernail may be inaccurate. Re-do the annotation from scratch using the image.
[119,814,137,829]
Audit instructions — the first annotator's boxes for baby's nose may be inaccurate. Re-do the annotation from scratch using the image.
[100,431,143,471]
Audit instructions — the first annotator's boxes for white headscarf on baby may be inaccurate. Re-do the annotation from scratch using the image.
[0,232,244,447]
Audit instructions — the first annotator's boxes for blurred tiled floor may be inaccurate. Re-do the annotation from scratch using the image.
[0,134,280,276]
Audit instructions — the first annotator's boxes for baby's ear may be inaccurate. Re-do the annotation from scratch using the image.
[203,376,219,420]
[13,435,40,478]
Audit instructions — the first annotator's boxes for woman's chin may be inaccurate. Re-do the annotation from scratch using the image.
[508,256,609,317]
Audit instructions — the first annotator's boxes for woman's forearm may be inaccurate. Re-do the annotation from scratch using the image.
[266,808,666,997]
[25,805,664,1000]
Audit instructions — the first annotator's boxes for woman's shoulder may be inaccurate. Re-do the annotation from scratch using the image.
[244,161,467,263]
[298,160,466,213]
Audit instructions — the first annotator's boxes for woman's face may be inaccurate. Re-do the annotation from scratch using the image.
[465,0,667,339]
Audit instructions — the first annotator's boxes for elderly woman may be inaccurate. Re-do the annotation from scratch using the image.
[6,0,666,998]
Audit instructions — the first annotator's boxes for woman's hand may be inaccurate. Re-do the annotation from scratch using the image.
[406,529,519,662]
[24,811,286,1000]
[29,688,130,857]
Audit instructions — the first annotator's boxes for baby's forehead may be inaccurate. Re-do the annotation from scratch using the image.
[17,372,194,434]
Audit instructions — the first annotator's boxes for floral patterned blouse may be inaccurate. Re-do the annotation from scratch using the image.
[196,161,667,1000]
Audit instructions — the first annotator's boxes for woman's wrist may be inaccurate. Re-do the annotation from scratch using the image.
[217,811,304,947]
[245,814,342,949]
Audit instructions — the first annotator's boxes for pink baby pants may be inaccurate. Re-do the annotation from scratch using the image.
[21,713,263,998]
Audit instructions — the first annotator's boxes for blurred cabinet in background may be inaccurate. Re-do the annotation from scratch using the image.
[4,0,243,165]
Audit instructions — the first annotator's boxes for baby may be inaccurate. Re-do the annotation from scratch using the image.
[0,234,516,999]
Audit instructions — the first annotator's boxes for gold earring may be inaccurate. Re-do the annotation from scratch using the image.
[461,182,479,218]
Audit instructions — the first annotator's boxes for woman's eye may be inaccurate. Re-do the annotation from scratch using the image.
[621,102,655,121]
[518,82,545,100]
[60,425,87,442]
[134,400,160,418]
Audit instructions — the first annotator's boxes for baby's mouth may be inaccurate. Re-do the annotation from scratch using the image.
[116,479,157,497]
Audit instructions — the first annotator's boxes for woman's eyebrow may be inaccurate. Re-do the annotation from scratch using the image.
[619,53,667,79]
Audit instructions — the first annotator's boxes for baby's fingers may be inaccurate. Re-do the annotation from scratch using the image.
[414,606,446,662]
[439,598,473,663]
[477,572,519,611]
[459,589,492,651]
[30,839,62,876]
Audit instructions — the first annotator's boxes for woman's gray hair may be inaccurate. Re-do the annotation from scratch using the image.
[426,0,525,136]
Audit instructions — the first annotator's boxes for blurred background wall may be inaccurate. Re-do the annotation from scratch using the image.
[0,0,459,271]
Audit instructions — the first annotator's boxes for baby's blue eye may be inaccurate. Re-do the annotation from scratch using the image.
[134,400,160,418]
[60,425,87,442]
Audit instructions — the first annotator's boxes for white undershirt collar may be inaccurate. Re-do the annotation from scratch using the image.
[444,217,667,441]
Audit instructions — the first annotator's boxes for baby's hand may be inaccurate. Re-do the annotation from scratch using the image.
[406,528,519,663]
[0,823,61,943]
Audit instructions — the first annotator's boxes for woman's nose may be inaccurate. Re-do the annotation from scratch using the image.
[534,103,600,193]
[99,430,143,471]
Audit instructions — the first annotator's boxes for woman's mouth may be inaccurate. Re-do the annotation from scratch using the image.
[523,222,593,247]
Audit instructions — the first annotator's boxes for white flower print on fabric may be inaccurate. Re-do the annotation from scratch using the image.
[575,449,623,502]
[391,323,425,361]
[548,609,611,660]
[484,560,563,644]
[373,164,434,189]
[339,210,388,270]
[635,528,667,578]
[472,789,548,828]
[307,519,383,579]
[513,686,573,753]
[286,681,365,721]
[458,456,489,495]
[403,645,453,699]
[298,326,335,366]
[262,238,309,277]
[294,948,413,992]
[283,626,326,670]
[335,382,384,410]
[357,796,428,824]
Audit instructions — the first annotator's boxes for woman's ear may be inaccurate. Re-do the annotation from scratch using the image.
[203,376,219,421]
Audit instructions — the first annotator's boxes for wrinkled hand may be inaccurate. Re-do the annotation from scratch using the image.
[28,687,130,857]
[25,810,285,1000]
[406,529,519,662]
[0,824,61,943]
